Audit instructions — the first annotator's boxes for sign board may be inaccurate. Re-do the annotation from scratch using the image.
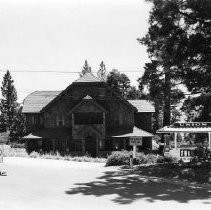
[174,122,211,128]
[130,137,142,146]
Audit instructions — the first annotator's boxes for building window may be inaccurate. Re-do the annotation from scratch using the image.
[98,88,105,98]
[31,116,35,124]
[99,139,104,150]
[56,115,65,127]
[38,140,42,147]
[74,112,103,125]
[119,114,123,125]
[30,115,38,125]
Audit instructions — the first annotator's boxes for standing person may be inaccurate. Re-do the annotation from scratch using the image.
[0,146,7,176]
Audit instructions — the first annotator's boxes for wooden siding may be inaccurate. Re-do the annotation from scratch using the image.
[42,83,135,133]
[134,112,153,133]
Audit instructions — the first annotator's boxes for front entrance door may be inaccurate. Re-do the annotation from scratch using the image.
[85,136,97,157]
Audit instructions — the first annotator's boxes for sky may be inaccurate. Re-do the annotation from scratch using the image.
[0,0,151,102]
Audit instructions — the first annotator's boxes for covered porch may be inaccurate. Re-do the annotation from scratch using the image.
[157,122,211,158]
[111,126,154,152]
[23,128,71,154]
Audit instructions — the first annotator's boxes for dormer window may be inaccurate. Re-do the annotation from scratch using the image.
[98,88,105,98]
[56,115,65,127]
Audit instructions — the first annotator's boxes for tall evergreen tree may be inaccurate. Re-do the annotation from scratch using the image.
[80,60,91,77]
[10,106,26,142]
[0,70,18,132]
[97,61,107,81]
[138,0,211,125]
[138,0,186,126]
[138,60,184,130]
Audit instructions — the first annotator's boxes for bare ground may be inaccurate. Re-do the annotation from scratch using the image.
[0,157,210,210]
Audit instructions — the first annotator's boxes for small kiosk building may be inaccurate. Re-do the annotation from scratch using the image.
[157,122,211,161]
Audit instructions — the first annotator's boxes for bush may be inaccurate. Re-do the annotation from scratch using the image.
[156,155,178,163]
[106,150,159,166]
[193,146,211,161]
[10,143,25,148]
[106,151,130,166]
[3,147,28,157]
[29,151,40,158]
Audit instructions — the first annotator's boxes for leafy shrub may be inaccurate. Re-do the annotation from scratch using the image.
[156,155,178,163]
[29,151,40,158]
[106,150,159,166]
[194,146,211,160]
[106,151,130,166]
[10,143,25,148]
[28,151,106,163]
[3,147,28,157]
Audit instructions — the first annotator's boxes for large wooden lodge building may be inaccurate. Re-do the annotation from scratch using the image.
[23,72,154,156]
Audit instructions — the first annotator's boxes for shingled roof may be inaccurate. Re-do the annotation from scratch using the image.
[74,72,102,83]
[22,91,62,113]
[23,90,155,113]
[128,100,155,112]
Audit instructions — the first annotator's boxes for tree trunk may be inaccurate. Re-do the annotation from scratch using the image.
[153,99,161,132]
[163,70,171,126]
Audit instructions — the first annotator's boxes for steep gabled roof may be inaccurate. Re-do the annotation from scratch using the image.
[22,91,62,113]
[74,72,103,83]
[22,72,154,114]
[22,90,155,114]
[68,95,107,114]
[128,100,155,113]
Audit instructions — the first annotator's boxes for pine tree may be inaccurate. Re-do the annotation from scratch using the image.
[0,70,18,132]
[97,61,107,81]
[80,60,91,77]
[139,0,211,124]
[10,106,26,142]
[138,0,187,126]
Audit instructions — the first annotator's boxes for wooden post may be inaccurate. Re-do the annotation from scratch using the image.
[130,155,133,169]
[96,138,99,156]
[133,145,136,159]
[174,132,177,149]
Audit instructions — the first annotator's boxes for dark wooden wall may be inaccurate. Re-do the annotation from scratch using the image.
[134,112,153,132]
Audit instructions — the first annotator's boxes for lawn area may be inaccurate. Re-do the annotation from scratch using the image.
[3,146,106,163]
[132,163,211,185]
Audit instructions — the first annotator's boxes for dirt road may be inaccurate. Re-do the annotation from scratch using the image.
[0,157,210,210]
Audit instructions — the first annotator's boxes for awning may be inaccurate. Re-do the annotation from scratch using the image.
[112,126,153,138]
[23,134,42,139]
[157,126,211,133]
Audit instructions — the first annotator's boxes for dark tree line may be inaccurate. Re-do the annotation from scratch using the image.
[138,0,211,128]
[106,69,144,100]
[0,70,25,143]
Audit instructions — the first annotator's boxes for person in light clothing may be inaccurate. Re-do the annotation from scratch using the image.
[0,147,7,176]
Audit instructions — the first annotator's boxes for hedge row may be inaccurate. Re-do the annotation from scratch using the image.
[106,150,177,166]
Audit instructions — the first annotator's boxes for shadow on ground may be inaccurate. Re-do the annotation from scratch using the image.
[65,169,211,205]
[135,164,211,184]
